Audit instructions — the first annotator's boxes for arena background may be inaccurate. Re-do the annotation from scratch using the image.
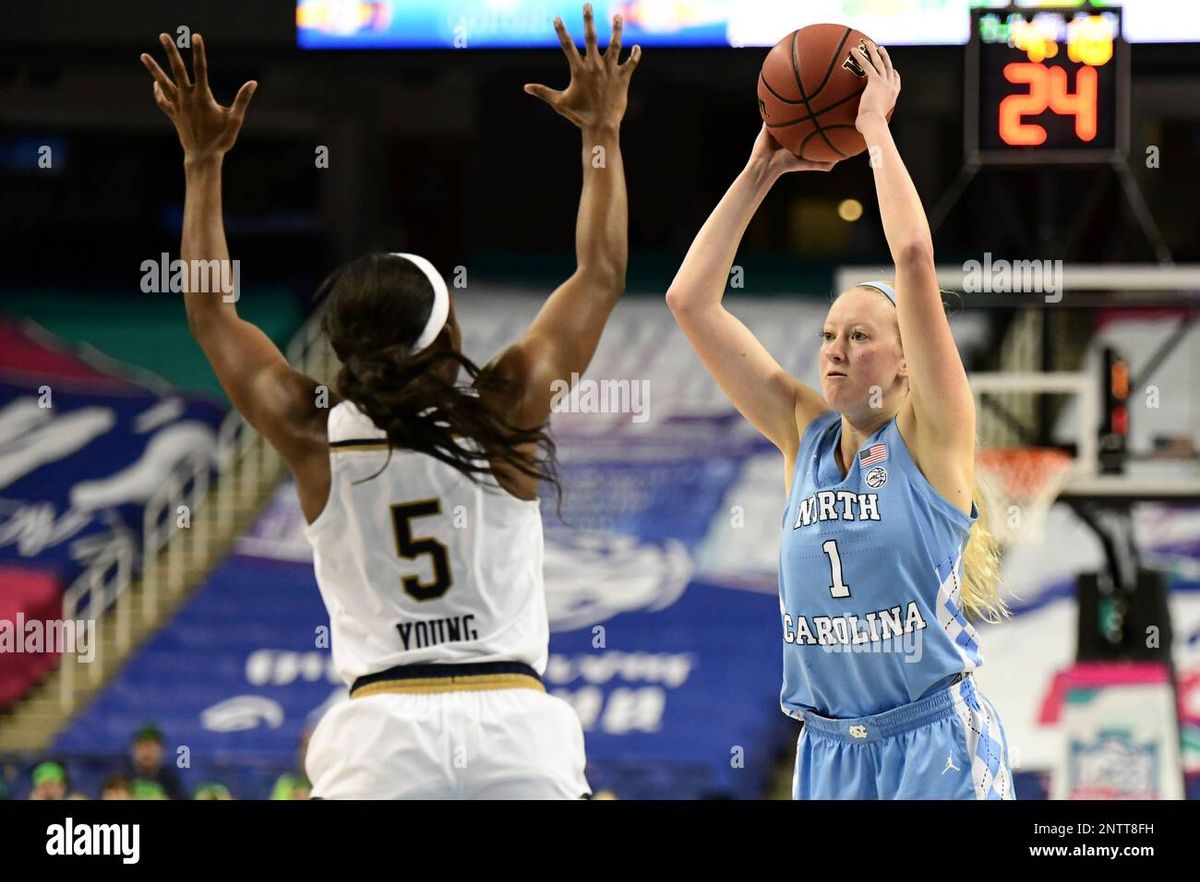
[1,0,1198,800]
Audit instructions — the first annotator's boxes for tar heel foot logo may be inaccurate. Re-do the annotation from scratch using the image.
[46,818,140,864]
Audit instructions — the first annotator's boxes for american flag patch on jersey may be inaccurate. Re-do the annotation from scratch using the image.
[859,443,888,467]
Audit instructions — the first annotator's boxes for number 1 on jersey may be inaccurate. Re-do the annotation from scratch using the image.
[822,539,851,598]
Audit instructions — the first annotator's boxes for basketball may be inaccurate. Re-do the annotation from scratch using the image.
[757,23,892,161]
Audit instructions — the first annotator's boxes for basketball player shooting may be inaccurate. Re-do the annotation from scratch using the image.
[139,4,640,799]
[667,40,1015,799]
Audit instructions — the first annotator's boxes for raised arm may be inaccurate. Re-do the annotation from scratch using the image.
[666,126,834,455]
[485,6,640,428]
[853,43,974,450]
[141,34,323,467]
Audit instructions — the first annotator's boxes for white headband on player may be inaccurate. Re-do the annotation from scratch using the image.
[858,280,898,306]
[390,252,450,353]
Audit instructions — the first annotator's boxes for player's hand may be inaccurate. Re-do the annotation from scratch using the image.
[524,4,641,131]
[750,124,837,177]
[140,33,257,162]
[853,41,900,131]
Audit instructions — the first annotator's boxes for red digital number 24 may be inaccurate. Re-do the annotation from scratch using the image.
[999,62,1098,146]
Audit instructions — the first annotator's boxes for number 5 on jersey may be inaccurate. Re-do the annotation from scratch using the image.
[391,499,453,601]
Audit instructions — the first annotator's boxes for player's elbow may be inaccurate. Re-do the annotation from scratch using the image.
[579,259,625,296]
[187,308,234,349]
[892,241,935,271]
[665,286,682,312]
[186,309,212,342]
[665,286,697,317]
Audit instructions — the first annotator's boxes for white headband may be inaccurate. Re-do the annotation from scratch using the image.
[390,252,450,353]
[858,280,897,306]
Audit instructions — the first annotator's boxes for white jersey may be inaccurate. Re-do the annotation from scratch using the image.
[303,400,549,686]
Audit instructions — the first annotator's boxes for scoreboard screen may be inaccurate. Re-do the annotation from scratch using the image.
[296,1,1200,49]
[968,6,1127,163]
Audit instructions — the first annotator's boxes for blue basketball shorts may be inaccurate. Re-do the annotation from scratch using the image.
[792,672,1016,800]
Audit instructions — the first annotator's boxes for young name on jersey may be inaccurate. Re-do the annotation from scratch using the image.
[396,614,480,651]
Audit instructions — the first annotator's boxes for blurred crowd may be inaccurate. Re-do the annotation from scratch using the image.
[2,721,311,800]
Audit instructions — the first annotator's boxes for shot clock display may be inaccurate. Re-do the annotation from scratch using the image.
[968,6,1127,163]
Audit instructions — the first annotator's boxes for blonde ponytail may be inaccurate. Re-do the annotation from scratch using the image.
[960,465,1008,624]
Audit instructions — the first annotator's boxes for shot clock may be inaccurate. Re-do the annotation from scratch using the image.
[967,5,1128,163]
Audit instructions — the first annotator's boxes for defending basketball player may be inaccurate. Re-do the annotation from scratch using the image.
[667,42,1016,799]
[140,5,640,798]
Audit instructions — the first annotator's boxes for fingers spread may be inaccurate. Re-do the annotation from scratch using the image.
[152,80,175,114]
[140,53,178,99]
[605,14,623,64]
[160,33,192,89]
[524,83,562,105]
[553,16,582,67]
[230,80,257,121]
[621,43,642,74]
[583,3,597,56]
[193,33,209,92]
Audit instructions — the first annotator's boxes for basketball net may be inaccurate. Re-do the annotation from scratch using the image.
[976,448,1076,548]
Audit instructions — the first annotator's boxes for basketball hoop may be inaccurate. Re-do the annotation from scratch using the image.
[976,447,1076,548]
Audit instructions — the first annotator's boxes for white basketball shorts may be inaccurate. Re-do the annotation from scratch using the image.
[305,687,590,799]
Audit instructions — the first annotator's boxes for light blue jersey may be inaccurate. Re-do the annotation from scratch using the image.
[778,409,982,720]
[778,410,1014,799]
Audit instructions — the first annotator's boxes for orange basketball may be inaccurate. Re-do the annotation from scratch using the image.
[757,23,892,162]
